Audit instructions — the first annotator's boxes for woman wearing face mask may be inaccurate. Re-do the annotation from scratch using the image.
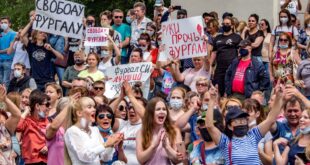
[146,22,157,47]
[20,15,64,91]
[98,34,121,75]
[126,9,136,25]
[78,53,105,82]
[189,112,225,165]
[64,97,122,165]
[62,50,87,91]
[297,43,310,100]
[206,83,283,165]
[274,109,310,165]
[297,18,310,60]
[168,87,186,122]
[242,99,274,164]
[269,32,301,85]
[136,97,184,165]
[137,33,157,62]
[95,104,127,164]
[45,83,63,121]
[269,9,299,58]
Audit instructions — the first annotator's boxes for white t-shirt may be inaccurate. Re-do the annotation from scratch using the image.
[280,0,299,16]
[271,25,299,50]
[11,41,31,69]
[98,58,115,75]
[116,119,142,165]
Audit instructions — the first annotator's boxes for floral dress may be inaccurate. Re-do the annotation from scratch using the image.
[0,124,15,165]
[272,49,295,85]
[297,29,310,60]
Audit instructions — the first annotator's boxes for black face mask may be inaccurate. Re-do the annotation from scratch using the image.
[199,128,213,142]
[222,25,232,32]
[233,125,249,137]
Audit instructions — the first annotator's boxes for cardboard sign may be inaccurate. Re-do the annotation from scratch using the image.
[161,16,207,59]
[104,62,152,98]
[33,0,85,39]
[84,27,109,46]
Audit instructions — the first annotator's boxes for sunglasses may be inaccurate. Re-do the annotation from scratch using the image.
[279,38,288,42]
[98,113,113,120]
[196,83,207,87]
[114,16,123,19]
[94,87,104,91]
[118,105,127,112]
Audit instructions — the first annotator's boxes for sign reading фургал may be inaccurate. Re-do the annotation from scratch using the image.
[33,0,85,39]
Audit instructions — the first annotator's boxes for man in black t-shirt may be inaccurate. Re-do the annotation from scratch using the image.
[210,17,242,96]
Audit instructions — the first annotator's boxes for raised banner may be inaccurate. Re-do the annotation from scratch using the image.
[161,16,207,59]
[33,0,85,39]
[84,27,109,46]
[104,62,152,98]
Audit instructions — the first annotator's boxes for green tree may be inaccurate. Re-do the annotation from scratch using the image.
[0,0,170,30]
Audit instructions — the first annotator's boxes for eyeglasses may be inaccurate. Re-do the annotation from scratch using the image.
[279,38,288,42]
[114,16,123,19]
[196,83,207,87]
[98,113,113,120]
[94,87,104,91]
[118,105,127,112]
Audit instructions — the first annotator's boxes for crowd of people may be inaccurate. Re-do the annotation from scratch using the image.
[1,0,310,164]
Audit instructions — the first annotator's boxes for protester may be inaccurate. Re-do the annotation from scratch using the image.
[78,53,105,82]
[0,16,17,87]
[45,82,63,120]
[64,97,122,164]
[7,62,37,93]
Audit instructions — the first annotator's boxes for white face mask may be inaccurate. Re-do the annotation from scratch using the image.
[280,18,288,24]
[146,30,154,37]
[202,104,208,111]
[80,117,88,128]
[169,99,183,110]
[14,70,22,78]
[38,111,45,119]
[100,50,109,58]
[300,126,310,135]
[0,23,8,30]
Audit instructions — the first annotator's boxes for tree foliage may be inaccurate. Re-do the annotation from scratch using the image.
[0,0,170,30]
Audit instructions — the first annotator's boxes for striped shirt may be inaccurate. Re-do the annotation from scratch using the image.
[218,127,263,165]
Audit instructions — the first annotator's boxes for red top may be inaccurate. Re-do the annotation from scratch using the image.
[16,116,48,164]
[232,58,251,94]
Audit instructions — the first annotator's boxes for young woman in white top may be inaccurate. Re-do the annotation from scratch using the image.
[98,33,121,75]
[64,97,122,165]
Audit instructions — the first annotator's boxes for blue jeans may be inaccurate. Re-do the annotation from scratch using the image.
[0,59,12,88]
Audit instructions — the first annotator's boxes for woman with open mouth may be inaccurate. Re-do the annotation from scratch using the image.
[94,104,127,164]
[64,97,122,165]
[136,97,184,165]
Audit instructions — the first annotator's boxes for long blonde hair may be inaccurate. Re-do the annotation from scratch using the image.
[64,97,93,165]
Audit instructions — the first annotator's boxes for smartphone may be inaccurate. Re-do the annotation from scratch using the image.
[176,141,186,155]
[173,6,182,10]
[296,152,309,163]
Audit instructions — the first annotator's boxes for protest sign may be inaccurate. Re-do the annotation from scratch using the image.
[104,62,152,98]
[33,0,85,39]
[84,27,109,46]
[161,16,207,60]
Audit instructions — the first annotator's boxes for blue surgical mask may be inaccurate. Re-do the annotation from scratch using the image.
[38,111,45,119]
[0,23,8,30]
[100,50,109,58]
[300,126,310,135]
[126,16,132,24]
[279,44,288,49]
[169,99,183,110]
[97,125,112,133]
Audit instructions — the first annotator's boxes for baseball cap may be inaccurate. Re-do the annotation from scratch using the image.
[225,106,249,124]
[154,0,164,7]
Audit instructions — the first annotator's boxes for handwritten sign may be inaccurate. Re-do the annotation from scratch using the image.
[104,62,152,98]
[34,0,85,39]
[161,16,207,59]
[84,27,109,46]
